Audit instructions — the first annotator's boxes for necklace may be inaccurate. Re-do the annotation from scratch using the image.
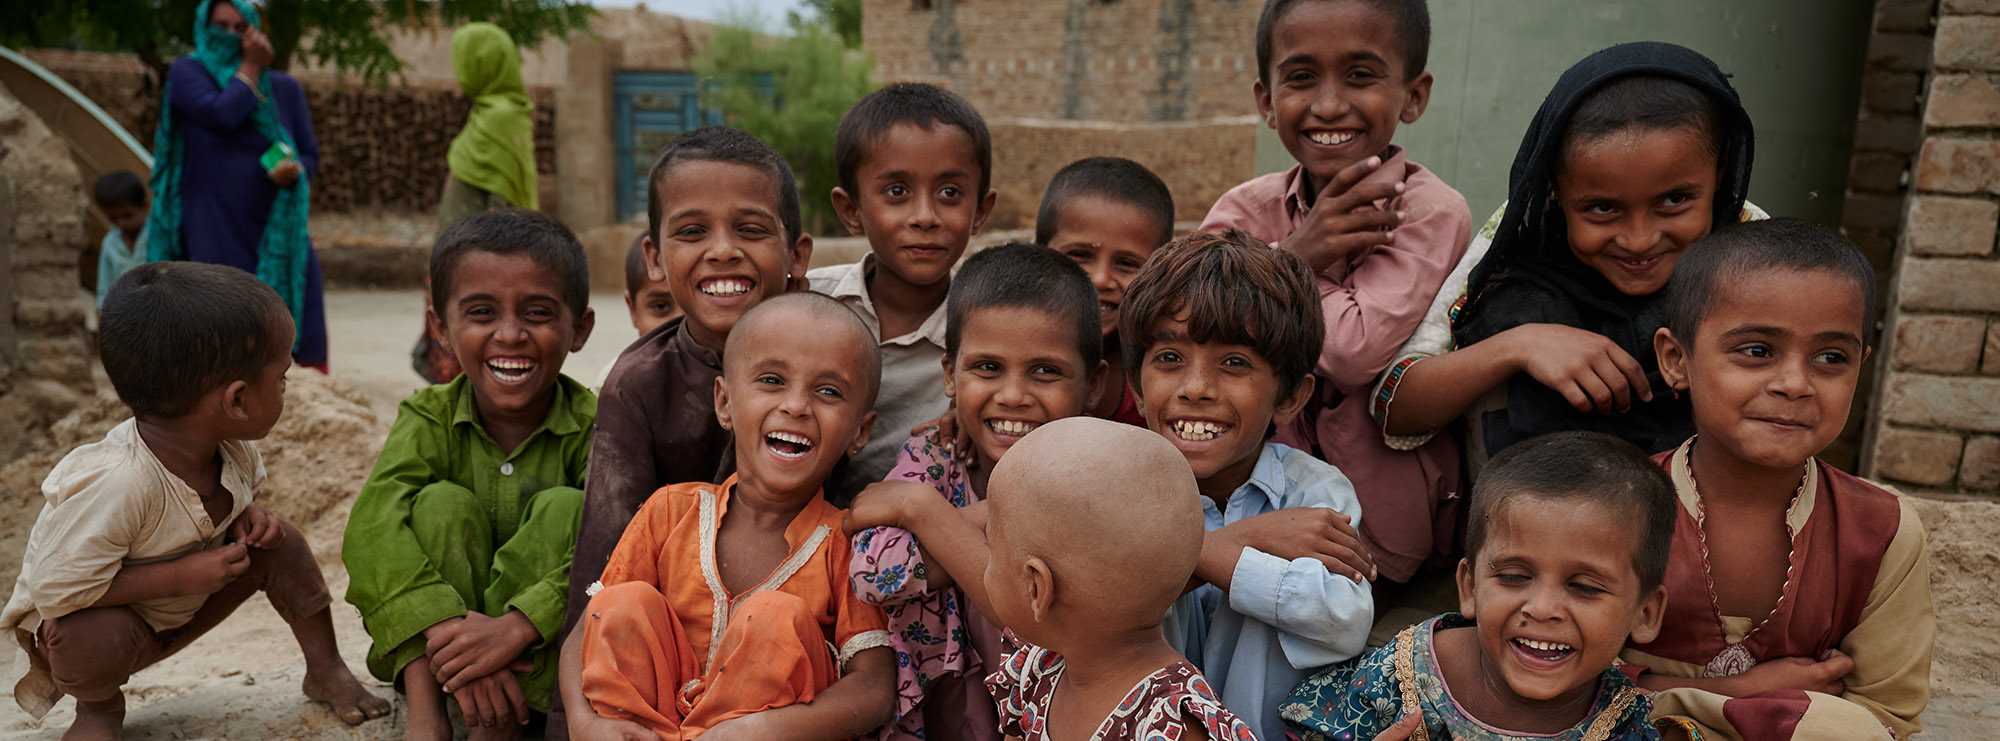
[1683,440,1811,678]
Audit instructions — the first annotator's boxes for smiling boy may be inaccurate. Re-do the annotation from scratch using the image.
[344,209,597,741]
[1202,0,1471,585]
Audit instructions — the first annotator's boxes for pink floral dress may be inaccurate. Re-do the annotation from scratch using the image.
[987,641,1260,741]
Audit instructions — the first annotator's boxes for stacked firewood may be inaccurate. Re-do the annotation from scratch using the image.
[304,82,558,214]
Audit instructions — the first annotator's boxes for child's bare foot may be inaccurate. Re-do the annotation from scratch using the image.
[62,695,125,741]
[302,663,392,725]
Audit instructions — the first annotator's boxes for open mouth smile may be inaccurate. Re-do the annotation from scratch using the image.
[767,430,814,460]
[1171,419,1231,442]
[487,358,535,384]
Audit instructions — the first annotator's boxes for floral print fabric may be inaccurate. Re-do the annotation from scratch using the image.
[987,641,1259,741]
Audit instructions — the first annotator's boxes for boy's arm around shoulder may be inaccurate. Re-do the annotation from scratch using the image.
[1222,450,1374,668]
[341,392,472,654]
[1836,496,1934,738]
[1314,174,1474,393]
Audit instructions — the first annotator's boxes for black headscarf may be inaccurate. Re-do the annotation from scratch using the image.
[1452,41,1754,456]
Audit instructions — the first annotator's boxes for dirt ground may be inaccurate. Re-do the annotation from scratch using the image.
[0,289,1995,739]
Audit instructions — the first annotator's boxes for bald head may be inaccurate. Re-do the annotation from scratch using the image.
[723,292,882,407]
[987,417,1205,624]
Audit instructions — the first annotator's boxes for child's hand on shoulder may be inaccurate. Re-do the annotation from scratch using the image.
[1732,649,1853,697]
[1214,508,1376,582]
[844,481,949,534]
[908,404,972,457]
[173,541,250,595]
[227,505,284,549]
[1281,156,1405,273]
[1498,323,1653,414]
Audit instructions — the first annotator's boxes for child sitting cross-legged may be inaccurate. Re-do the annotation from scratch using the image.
[1123,228,1376,741]
[559,292,895,740]
[344,208,598,740]
[1282,431,1676,740]
[1632,218,1933,740]
[982,417,1259,741]
[844,243,1107,740]
[1,262,389,738]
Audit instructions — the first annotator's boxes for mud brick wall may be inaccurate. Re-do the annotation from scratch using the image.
[0,83,96,462]
[1865,0,2000,495]
[984,116,1259,231]
[21,49,558,216]
[864,0,1262,123]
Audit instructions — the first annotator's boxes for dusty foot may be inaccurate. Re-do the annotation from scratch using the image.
[62,695,125,740]
[302,663,393,725]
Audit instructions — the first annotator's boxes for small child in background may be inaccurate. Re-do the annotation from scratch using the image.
[1037,156,1174,427]
[1124,229,1375,741]
[844,243,1106,740]
[1202,0,1471,586]
[591,234,682,391]
[1,262,388,737]
[1282,431,1672,740]
[562,127,815,732]
[814,82,997,500]
[343,209,597,740]
[1631,219,1932,740]
[92,170,151,308]
[982,418,1259,741]
[559,293,894,739]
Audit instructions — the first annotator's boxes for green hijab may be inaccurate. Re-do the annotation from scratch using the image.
[143,0,311,352]
[446,23,538,210]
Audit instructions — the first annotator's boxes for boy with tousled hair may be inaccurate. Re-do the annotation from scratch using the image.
[92,170,151,309]
[560,292,896,740]
[3,262,388,739]
[1204,0,1471,586]
[816,82,997,499]
[1633,218,1932,740]
[982,418,1257,741]
[1123,229,1376,741]
[556,125,814,733]
[345,208,597,740]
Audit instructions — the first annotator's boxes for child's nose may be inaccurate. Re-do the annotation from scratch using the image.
[1310,82,1350,119]
[908,195,942,230]
[1617,213,1663,253]
[1769,357,1814,398]
[1176,366,1219,401]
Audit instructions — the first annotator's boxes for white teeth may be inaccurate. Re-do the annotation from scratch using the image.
[702,279,751,297]
[1172,420,1227,441]
[488,359,533,381]
[1517,638,1573,652]
[769,431,812,446]
[988,419,1039,436]
[1308,131,1357,146]
[489,359,533,370]
[767,430,813,460]
[1100,302,1118,314]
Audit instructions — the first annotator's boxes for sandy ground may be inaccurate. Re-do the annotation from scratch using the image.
[0,288,1995,739]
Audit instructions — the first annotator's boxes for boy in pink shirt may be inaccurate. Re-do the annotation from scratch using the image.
[1202,0,1471,584]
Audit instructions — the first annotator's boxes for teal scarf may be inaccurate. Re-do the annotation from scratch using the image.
[143,0,311,352]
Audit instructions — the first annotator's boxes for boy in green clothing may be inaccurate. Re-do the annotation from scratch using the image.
[345,208,597,741]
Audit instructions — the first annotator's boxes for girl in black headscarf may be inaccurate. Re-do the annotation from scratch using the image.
[1373,41,1761,463]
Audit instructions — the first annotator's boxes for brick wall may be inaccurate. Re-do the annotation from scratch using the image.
[863,0,1262,123]
[0,84,96,462]
[22,49,559,216]
[985,116,1259,230]
[1865,0,2000,495]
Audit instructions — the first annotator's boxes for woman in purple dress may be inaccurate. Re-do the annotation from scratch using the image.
[144,0,328,370]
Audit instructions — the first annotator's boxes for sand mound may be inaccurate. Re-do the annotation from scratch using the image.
[0,372,387,587]
[1911,497,2000,700]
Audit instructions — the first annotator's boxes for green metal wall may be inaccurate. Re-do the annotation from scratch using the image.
[1253,0,1876,226]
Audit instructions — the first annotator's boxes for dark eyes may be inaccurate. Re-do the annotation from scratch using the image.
[1151,349,1184,365]
[815,385,845,399]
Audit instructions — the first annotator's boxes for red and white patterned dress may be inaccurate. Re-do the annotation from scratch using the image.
[986,642,1259,741]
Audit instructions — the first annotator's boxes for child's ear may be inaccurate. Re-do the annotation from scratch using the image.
[570,307,596,353]
[1455,557,1477,617]
[1627,584,1668,645]
[425,302,452,357]
[1085,358,1109,411]
[787,233,816,293]
[712,376,734,431]
[1024,556,1055,623]
[219,379,253,423]
[831,187,865,237]
[1654,327,1690,392]
[941,354,957,398]
[1399,71,1434,124]
[971,188,998,235]
[641,234,667,283]
[1253,79,1277,131]
[847,410,876,458]
[1271,373,1316,426]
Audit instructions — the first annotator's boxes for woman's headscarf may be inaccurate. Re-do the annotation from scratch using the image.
[446,23,538,210]
[143,0,312,352]
[1449,41,1755,455]
[1455,41,1753,342]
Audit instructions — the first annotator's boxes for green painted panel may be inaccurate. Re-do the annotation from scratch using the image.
[1253,0,1874,226]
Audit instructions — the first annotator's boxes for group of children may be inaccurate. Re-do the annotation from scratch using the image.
[11,1,1935,740]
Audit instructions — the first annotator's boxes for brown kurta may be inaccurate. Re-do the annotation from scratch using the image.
[1622,439,1933,740]
[552,316,734,735]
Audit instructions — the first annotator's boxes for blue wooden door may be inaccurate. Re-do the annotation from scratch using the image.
[613,72,722,222]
